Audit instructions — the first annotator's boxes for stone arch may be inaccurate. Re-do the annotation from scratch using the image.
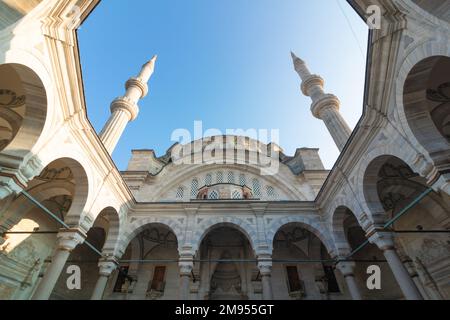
[267,216,336,257]
[396,40,450,175]
[49,158,90,229]
[331,205,363,256]
[360,152,441,227]
[377,177,449,223]
[1,157,89,230]
[360,152,450,298]
[36,147,94,230]
[409,0,450,23]
[363,155,406,225]
[357,139,425,187]
[92,207,122,257]
[327,192,365,228]
[354,138,433,220]
[0,63,47,163]
[403,55,450,169]
[191,216,258,255]
[118,217,184,257]
[0,180,73,229]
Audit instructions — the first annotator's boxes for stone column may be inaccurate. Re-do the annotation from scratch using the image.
[99,56,157,154]
[414,257,444,300]
[291,52,351,151]
[258,255,274,300]
[91,257,119,300]
[32,228,86,300]
[336,261,363,300]
[179,253,194,300]
[369,232,423,300]
[403,259,428,300]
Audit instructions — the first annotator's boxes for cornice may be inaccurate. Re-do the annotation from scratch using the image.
[129,201,318,215]
[395,0,450,33]
[40,0,100,45]
[35,0,136,204]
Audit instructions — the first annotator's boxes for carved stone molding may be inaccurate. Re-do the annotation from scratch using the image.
[369,231,396,251]
[56,228,86,252]
[98,257,119,277]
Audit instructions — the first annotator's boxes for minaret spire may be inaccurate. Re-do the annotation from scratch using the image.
[291,52,351,151]
[99,56,158,154]
[138,55,158,84]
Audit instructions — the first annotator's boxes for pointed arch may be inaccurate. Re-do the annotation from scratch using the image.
[0,63,48,176]
[191,216,258,255]
[267,216,336,257]
[118,217,184,257]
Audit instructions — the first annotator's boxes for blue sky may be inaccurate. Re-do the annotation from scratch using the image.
[78,0,368,170]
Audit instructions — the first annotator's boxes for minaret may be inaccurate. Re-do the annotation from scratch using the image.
[291,52,351,151]
[99,55,157,154]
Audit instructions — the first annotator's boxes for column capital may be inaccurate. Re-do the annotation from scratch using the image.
[179,252,194,277]
[56,228,86,252]
[257,255,273,276]
[336,261,357,277]
[179,263,194,277]
[0,176,23,199]
[255,246,273,257]
[98,257,119,277]
[369,231,395,251]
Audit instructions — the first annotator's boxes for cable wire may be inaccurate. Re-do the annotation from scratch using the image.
[19,188,103,257]
[336,0,366,59]
[12,182,434,267]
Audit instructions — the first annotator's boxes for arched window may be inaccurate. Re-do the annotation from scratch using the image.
[191,179,199,198]
[209,190,219,200]
[239,174,246,186]
[227,171,235,184]
[252,179,262,198]
[216,172,224,184]
[266,186,277,199]
[176,187,184,200]
[232,190,242,200]
[205,173,212,186]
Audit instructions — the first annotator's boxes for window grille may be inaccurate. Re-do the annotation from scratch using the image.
[209,190,219,200]
[191,179,199,198]
[252,179,261,198]
[216,172,224,184]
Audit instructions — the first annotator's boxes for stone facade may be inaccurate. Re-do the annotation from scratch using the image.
[0,0,449,300]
